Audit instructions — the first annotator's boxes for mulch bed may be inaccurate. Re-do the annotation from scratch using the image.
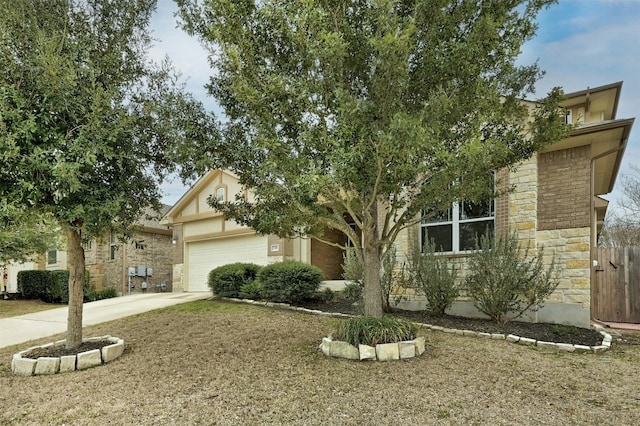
[22,341,109,359]
[296,298,605,346]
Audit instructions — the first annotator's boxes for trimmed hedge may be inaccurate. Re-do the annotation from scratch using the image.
[18,270,92,304]
[17,271,49,300]
[208,263,262,298]
[258,261,323,303]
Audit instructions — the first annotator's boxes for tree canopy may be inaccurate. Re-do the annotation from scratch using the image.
[0,0,214,347]
[0,201,58,267]
[177,0,568,316]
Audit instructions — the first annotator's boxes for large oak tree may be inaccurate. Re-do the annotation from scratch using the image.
[0,0,215,348]
[177,0,568,317]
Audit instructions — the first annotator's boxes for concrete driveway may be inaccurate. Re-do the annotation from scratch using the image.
[0,292,211,349]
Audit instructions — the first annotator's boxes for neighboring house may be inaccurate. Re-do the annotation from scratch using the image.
[163,82,634,328]
[46,206,174,295]
[2,260,42,295]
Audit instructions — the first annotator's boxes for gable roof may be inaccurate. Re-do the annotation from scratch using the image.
[543,82,634,196]
[161,169,240,226]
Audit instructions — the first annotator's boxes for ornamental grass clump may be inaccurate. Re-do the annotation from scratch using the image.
[333,316,418,347]
[465,232,559,323]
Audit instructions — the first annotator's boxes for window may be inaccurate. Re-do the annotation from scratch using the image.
[110,233,117,260]
[421,175,495,253]
[215,187,225,203]
[47,250,57,265]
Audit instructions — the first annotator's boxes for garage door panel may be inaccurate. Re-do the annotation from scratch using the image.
[186,235,269,292]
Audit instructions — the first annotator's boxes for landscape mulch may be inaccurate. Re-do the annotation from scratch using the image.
[295,298,605,346]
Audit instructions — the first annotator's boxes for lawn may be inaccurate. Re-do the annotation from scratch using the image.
[0,299,62,319]
[1,299,639,425]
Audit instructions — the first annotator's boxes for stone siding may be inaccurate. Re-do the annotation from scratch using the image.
[87,231,173,294]
[390,155,592,327]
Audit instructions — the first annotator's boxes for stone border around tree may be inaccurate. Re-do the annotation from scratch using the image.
[319,336,426,361]
[221,297,614,354]
[11,335,125,376]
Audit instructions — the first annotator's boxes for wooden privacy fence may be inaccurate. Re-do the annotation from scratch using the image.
[592,246,640,323]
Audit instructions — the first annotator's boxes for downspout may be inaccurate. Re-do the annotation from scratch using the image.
[589,138,629,318]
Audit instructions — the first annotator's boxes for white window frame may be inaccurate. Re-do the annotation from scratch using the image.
[421,173,496,254]
[421,201,495,254]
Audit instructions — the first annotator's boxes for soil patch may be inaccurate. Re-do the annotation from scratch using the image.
[23,341,109,359]
[296,298,605,346]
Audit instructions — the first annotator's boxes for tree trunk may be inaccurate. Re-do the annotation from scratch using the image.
[361,203,383,318]
[65,225,85,349]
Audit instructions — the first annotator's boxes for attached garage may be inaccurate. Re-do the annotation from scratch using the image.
[162,170,313,293]
[184,234,270,292]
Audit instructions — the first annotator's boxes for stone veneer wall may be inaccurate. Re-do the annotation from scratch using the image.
[392,154,592,327]
[99,231,173,294]
[172,263,184,292]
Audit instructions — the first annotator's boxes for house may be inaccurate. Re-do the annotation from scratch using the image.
[2,260,42,296]
[80,205,174,294]
[161,171,348,292]
[45,206,174,295]
[163,82,634,328]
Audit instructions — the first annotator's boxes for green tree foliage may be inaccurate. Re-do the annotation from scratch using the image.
[0,0,214,348]
[177,0,568,317]
[0,200,59,266]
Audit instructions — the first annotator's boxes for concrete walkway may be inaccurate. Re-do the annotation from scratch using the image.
[0,292,211,349]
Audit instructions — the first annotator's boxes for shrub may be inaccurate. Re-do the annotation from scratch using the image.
[258,261,323,303]
[333,316,418,347]
[85,288,118,302]
[341,281,363,301]
[320,287,334,302]
[208,263,262,298]
[18,270,91,303]
[342,247,363,285]
[381,245,406,312]
[239,280,263,299]
[342,246,405,311]
[17,270,50,300]
[465,232,559,323]
[46,270,71,303]
[406,237,458,316]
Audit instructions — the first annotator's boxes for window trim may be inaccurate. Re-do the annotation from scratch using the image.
[47,250,57,265]
[420,174,496,254]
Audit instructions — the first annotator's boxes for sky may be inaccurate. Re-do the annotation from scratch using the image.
[149,0,640,218]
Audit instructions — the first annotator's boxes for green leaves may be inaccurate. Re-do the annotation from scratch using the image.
[0,0,215,238]
[178,0,565,316]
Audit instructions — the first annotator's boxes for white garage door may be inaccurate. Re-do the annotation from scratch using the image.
[186,234,270,292]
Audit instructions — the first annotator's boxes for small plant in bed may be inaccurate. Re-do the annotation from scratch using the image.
[333,316,418,347]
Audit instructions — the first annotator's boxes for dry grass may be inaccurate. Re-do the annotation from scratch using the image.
[0,299,61,319]
[2,299,640,425]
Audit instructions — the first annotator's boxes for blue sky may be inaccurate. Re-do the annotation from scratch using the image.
[150,0,640,217]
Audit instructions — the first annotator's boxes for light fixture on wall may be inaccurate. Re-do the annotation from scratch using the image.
[172,235,179,245]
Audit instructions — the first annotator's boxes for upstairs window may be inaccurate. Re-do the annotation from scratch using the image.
[47,250,57,265]
[110,233,117,260]
[216,187,225,203]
